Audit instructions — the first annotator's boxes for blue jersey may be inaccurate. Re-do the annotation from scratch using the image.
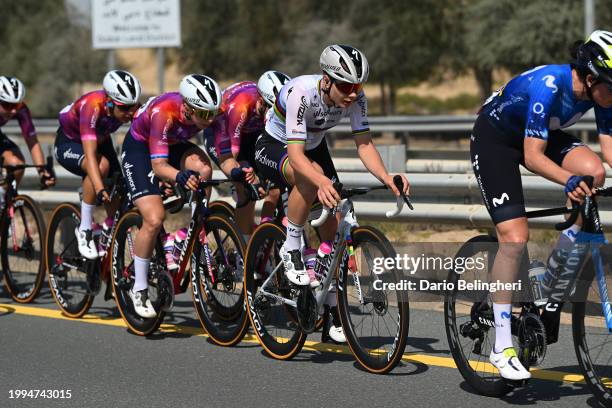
[480,64,612,140]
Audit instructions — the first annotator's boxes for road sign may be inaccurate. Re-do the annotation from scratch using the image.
[92,0,181,49]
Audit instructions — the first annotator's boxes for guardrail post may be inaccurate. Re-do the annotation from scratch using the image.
[386,144,406,173]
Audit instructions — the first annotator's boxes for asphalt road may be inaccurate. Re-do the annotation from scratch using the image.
[0,285,607,408]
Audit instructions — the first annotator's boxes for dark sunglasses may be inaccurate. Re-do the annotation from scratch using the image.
[0,101,20,111]
[333,81,363,95]
[115,103,140,112]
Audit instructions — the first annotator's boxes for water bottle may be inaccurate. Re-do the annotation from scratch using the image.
[528,260,547,306]
[541,248,569,296]
[98,216,113,256]
[314,241,333,284]
[303,247,317,286]
[164,233,178,271]
[172,228,188,265]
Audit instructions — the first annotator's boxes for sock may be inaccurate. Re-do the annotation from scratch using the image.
[493,303,513,352]
[284,219,304,251]
[191,201,197,217]
[79,202,96,231]
[133,255,150,292]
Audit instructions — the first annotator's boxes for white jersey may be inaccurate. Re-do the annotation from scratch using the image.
[265,74,370,150]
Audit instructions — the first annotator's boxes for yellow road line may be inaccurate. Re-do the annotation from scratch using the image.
[0,303,603,385]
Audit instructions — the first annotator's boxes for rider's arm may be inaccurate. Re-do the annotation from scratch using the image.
[523,138,573,185]
[16,105,45,167]
[523,76,573,185]
[79,102,105,193]
[149,111,179,182]
[351,93,408,195]
[599,134,612,167]
[596,105,612,168]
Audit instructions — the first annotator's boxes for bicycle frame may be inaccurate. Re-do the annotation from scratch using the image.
[257,198,358,315]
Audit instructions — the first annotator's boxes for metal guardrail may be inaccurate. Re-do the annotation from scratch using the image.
[2,113,600,136]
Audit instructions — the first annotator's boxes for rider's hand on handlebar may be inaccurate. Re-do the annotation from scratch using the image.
[176,169,199,191]
[242,166,258,184]
[318,177,341,209]
[565,175,594,202]
[39,169,55,188]
[383,173,410,196]
[96,188,110,205]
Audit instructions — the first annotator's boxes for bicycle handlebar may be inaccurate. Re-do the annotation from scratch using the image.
[554,175,593,231]
[311,176,413,227]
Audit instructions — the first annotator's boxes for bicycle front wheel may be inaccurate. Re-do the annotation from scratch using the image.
[337,226,409,374]
[2,194,46,303]
[45,203,94,317]
[192,214,248,346]
[243,222,306,359]
[572,253,612,407]
[110,211,165,336]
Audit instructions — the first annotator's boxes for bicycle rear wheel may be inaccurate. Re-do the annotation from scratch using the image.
[337,226,409,373]
[45,203,94,317]
[444,235,516,397]
[572,252,612,407]
[209,200,235,220]
[192,214,247,346]
[3,195,46,303]
[110,211,165,336]
[244,222,306,359]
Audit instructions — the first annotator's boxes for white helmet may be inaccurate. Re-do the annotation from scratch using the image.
[257,71,291,106]
[179,74,222,111]
[103,70,141,105]
[320,44,369,84]
[0,76,25,104]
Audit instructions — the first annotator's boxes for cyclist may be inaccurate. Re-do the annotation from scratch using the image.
[254,44,409,342]
[471,30,612,380]
[204,71,291,241]
[121,74,221,318]
[55,70,141,260]
[0,76,55,199]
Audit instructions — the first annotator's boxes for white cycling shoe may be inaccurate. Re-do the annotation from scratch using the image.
[280,245,310,286]
[129,288,157,318]
[75,227,99,260]
[489,347,531,381]
[328,324,346,343]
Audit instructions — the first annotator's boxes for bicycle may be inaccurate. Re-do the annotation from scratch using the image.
[0,156,53,303]
[444,176,612,406]
[111,178,245,336]
[243,176,412,373]
[45,173,130,317]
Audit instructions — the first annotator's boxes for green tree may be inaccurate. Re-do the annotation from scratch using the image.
[0,0,106,116]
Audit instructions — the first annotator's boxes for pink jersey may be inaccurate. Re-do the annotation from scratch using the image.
[210,82,264,157]
[59,90,123,144]
[130,92,201,159]
[0,103,36,142]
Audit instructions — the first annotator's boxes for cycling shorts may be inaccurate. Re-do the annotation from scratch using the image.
[121,130,199,202]
[254,131,338,188]
[471,114,584,224]
[54,127,121,178]
[0,130,21,157]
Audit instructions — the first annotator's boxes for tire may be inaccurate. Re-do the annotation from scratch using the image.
[110,211,165,336]
[443,235,516,397]
[191,214,248,346]
[243,222,306,359]
[572,253,612,407]
[337,226,409,374]
[209,200,235,220]
[2,194,46,303]
[45,203,94,317]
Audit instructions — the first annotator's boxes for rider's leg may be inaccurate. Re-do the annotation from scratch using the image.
[260,187,280,222]
[133,195,165,291]
[233,182,256,240]
[490,217,528,352]
[2,148,26,184]
[79,154,109,230]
